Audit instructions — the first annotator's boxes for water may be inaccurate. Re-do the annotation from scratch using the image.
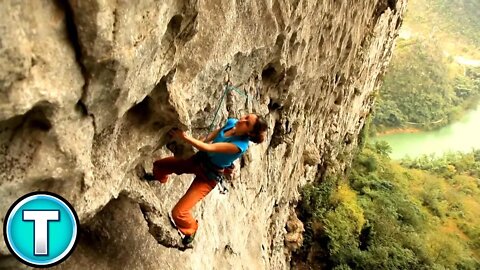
[454,56,480,67]
[374,105,480,160]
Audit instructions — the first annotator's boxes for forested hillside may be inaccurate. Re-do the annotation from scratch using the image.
[295,141,480,269]
[430,0,480,47]
[372,0,480,132]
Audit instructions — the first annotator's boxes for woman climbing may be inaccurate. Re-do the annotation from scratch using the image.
[140,113,268,246]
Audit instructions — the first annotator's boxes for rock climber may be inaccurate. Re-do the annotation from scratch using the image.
[140,113,268,246]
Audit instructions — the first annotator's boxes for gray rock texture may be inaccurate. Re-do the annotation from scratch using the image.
[0,0,406,269]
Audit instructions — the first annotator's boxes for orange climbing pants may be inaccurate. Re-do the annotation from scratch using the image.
[153,154,217,236]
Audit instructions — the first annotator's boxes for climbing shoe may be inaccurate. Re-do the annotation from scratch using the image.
[143,172,156,181]
[182,232,196,246]
[135,164,156,182]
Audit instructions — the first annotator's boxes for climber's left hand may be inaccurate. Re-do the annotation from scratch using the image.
[168,128,188,140]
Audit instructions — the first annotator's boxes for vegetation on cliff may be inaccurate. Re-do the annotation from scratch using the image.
[295,142,480,269]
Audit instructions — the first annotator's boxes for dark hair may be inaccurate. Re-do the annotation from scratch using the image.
[249,115,268,143]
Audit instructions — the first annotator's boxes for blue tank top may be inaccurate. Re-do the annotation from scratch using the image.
[206,118,250,168]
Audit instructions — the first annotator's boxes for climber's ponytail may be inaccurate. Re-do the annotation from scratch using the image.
[249,115,268,144]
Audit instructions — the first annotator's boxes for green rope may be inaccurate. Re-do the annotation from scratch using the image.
[203,75,259,195]
[207,84,230,133]
[226,85,248,98]
[207,73,266,136]
[228,84,258,110]
[206,82,256,135]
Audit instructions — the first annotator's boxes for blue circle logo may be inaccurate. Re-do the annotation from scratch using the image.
[3,192,79,268]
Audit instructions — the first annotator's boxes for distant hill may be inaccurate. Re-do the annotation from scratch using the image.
[372,0,480,132]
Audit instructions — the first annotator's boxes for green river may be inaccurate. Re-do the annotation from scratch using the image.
[374,104,480,160]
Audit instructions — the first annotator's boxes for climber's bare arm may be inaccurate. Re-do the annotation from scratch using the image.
[169,129,240,154]
[203,128,221,143]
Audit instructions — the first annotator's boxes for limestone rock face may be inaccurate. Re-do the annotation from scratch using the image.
[0,0,406,269]
[285,210,305,252]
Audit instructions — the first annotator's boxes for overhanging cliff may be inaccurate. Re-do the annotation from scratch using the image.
[0,0,406,269]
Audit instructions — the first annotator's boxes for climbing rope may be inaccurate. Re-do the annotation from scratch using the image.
[206,65,254,134]
[203,64,260,195]
[207,85,248,134]
[206,83,230,134]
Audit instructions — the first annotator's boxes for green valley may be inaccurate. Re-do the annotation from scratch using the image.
[295,142,480,269]
[372,0,480,132]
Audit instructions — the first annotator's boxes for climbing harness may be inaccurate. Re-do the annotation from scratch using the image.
[193,151,230,195]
